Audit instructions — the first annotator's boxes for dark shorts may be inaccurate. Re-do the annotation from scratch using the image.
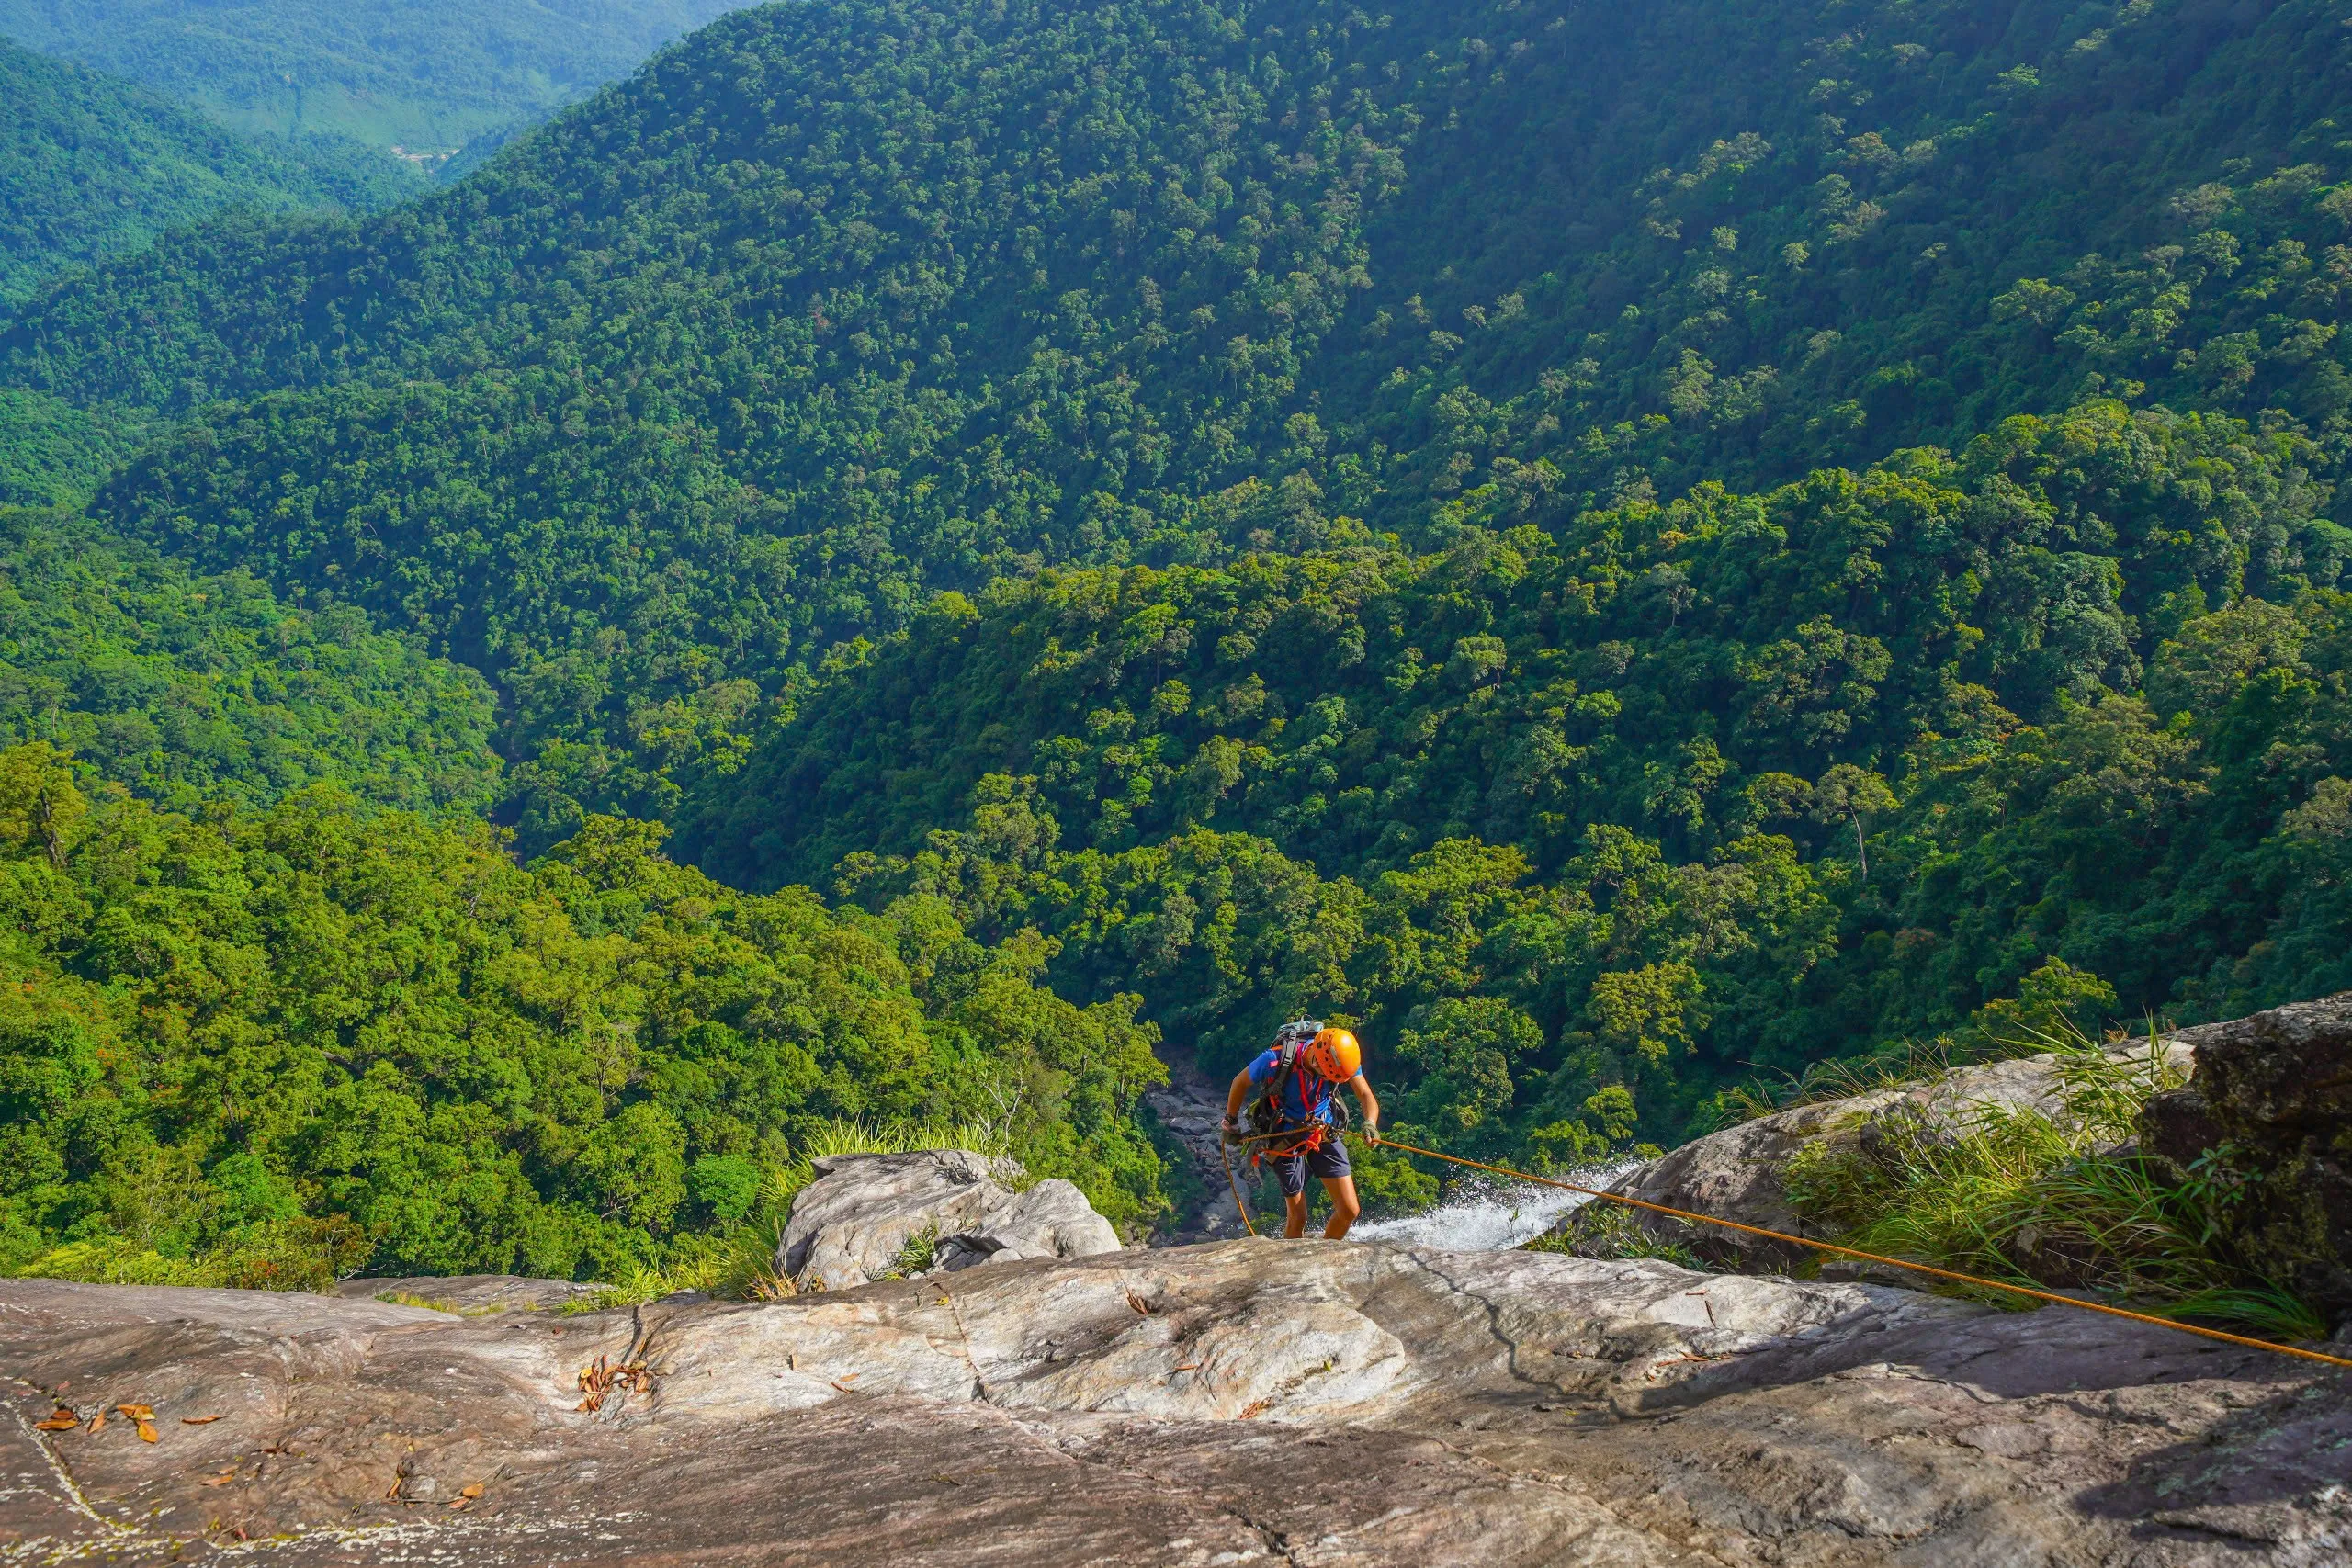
[1264,1129,1351,1198]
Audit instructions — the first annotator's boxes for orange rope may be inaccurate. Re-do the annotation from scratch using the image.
[1372,1135,2352,1371]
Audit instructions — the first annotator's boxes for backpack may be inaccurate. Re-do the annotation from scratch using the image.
[1248,1019,1351,1141]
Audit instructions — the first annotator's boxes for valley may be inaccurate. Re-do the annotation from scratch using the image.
[1,15,2351,1541]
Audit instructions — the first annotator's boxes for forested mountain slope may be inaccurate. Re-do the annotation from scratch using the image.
[0,506,503,815]
[0,1,745,150]
[2,0,2351,1165]
[0,750,1169,1282]
[684,400,2352,1138]
[4,0,2346,841]
[0,38,418,305]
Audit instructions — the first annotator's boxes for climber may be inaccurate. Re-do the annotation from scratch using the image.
[1222,1023,1381,1239]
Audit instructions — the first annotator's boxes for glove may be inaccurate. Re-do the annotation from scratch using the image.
[1220,1116,1246,1147]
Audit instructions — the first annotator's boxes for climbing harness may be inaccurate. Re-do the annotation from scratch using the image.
[1374,1135,2352,1372]
[1246,1022,1348,1166]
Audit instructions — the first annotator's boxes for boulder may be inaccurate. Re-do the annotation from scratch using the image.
[1553,1036,2191,1270]
[6,1242,2347,1564]
[2137,991,2352,1324]
[776,1149,1121,1289]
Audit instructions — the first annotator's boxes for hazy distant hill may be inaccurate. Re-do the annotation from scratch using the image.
[0,37,419,305]
[0,0,749,152]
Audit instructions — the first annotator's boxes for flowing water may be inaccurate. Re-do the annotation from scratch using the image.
[1348,1163,1638,1251]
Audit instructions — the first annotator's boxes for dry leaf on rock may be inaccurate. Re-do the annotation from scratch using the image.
[200,1472,236,1487]
[34,1408,78,1431]
[180,1415,223,1425]
[86,1408,104,1436]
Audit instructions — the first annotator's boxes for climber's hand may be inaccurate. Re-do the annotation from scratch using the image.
[1220,1116,1246,1148]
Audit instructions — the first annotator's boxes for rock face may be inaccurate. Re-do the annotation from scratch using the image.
[2140,992,2352,1324]
[1144,1058,1260,1242]
[777,1149,1122,1289]
[334,1273,603,1313]
[6,1245,2348,1565]
[1556,1036,2192,1271]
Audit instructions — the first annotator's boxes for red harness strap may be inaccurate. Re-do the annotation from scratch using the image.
[1250,1055,1333,1165]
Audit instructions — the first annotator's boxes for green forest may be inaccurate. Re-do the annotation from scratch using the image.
[0,37,420,305]
[4,0,2352,1283]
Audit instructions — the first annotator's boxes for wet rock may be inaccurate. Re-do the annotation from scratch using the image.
[2139,991,2352,1324]
[777,1149,1121,1289]
[5,1242,2346,1565]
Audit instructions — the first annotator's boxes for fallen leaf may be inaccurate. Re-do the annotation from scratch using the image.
[1173,1362,1203,1373]
[180,1416,223,1426]
[136,1420,158,1444]
[200,1472,236,1488]
[34,1408,78,1431]
[114,1404,153,1420]
[458,1483,483,1499]
[1125,1290,1155,1315]
[87,1409,105,1436]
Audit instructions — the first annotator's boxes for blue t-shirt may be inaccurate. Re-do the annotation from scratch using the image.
[1247,1048,1338,1126]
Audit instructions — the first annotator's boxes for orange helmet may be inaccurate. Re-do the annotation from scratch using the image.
[1304,1027,1362,1081]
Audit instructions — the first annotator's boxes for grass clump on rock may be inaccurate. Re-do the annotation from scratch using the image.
[1781,1030,2328,1340]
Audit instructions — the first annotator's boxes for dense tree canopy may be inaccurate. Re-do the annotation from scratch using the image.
[682,399,2352,1143]
[0,37,419,305]
[0,749,1168,1281]
[5,0,2344,841]
[3,0,2352,1252]
[0,505,503,815]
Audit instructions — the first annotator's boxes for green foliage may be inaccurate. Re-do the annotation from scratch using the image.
[0,752,1170,1287]
[8,0,2347,846]
[1524,1203,1704,1271]
[5,0,2352,1256]
[0,37,419,305]
[0,508,503,815]
[0,392,156,506]
[670,401,2352,1159]
[1779,1039,2328,1337]
[0,1,740,150]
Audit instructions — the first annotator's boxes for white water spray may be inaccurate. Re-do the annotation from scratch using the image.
[1348,1162,1637,1251]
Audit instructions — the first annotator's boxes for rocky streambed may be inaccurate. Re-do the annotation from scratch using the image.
[6,1238,2350,1565]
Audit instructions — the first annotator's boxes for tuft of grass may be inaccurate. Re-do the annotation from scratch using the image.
[1524,1201,1705,1269]
[883,1224,941,1281]
[1780,1029,2327,1337]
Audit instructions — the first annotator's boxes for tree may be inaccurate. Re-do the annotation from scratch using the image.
[1810,765,1895,880]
